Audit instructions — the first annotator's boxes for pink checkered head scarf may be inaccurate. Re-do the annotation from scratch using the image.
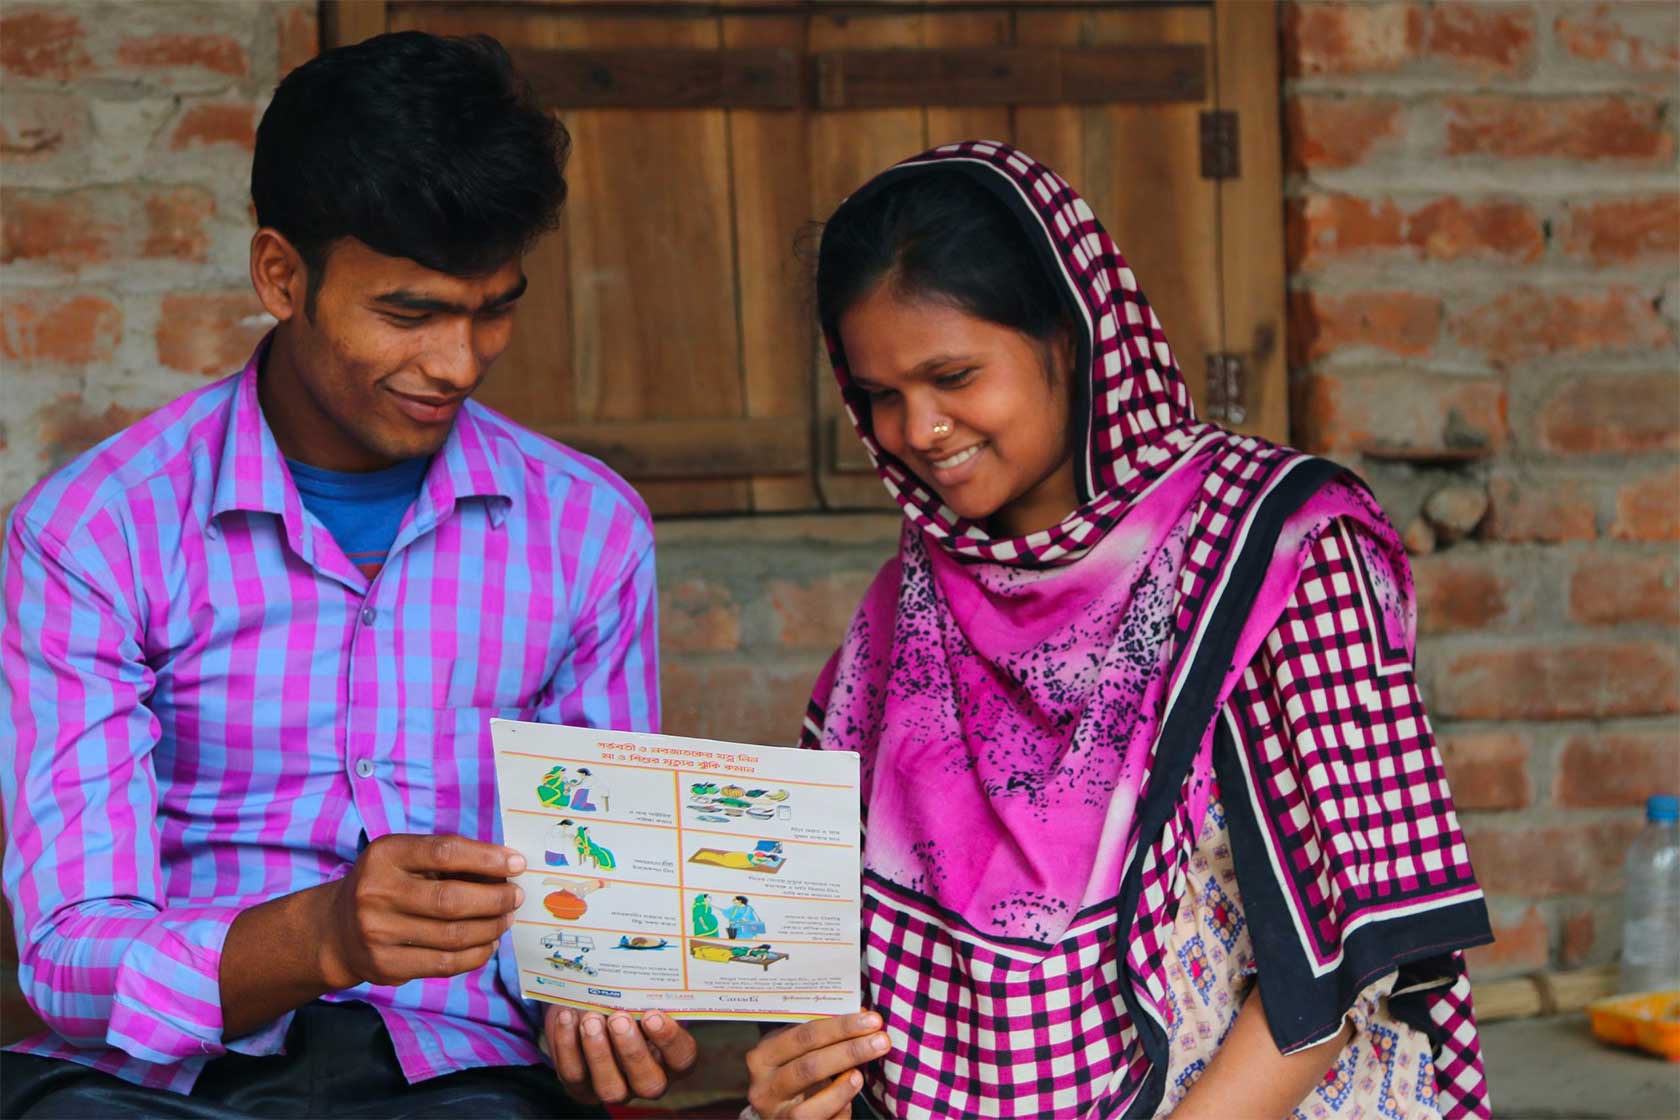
[823,140,1209,568]
[812,141,1227,947]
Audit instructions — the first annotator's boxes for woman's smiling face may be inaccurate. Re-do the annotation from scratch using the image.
[838,281,1079,539]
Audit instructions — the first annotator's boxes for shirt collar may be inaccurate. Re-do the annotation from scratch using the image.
[211,332,514,529]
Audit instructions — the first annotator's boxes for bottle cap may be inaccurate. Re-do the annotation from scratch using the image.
[1648,795,1679,823]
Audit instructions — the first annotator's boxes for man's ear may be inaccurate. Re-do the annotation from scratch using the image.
[249,228,312,323]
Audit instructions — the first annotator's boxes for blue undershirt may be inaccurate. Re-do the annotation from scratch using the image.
[287,456,430,579]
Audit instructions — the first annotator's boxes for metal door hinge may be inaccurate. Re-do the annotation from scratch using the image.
[1205,353,1247,425]
[1199,110,1240,180]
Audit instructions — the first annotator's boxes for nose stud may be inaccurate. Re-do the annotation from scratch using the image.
[931,419,953,438]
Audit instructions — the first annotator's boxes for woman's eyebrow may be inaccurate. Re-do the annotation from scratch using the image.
[853,354,975,389]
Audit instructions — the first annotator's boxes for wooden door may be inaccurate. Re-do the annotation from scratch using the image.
[326,1,1288,516]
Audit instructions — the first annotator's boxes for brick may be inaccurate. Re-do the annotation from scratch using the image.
[1438,730,1531,810]
[1431,641,1679,721]
[659,579,740,654]
[1288,290,1441,365]
[0,189,115,266]
[1465,905,1547,977]
[1402,517,1437,556]
[1412,551,1507,634]
[1570,549,1680,628]
[1287,194,1542,271]
[661,659,822,746]
[115,33,246,78]
[0,90,88,166]
[37,394,147,469]
[1465,821,1641,896]
[277,4,319,75]
[1292,371,1505,460]
[1560,908,1598,969]
[769,572,875,649]
[1538,374,1680,455]
[0,8,91,80]
[1611,466,1680,542]
[1404,197,1543,264]
[1563,196,1680,267]
[1444,96,1674,163]
[0,291,122,368]
[156,291,273,377]
[141,187,215,262]
[1282,2,1421,77]
[168,102,257,152]
[1287,194,1406,269]
[1555,4,1680,74]
[1284,97,1404,172]
[1426,3,1535,76]
[1450,288,1672,370]
[1484,475,1597,543]
[0,186,214,268]
[1422,482,1488,542]
[1556,730,1680,809]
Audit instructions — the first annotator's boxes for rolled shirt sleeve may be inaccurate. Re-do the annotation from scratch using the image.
[1,514,287,1065]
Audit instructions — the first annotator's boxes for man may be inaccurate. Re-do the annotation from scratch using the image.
[1,31,693,1117]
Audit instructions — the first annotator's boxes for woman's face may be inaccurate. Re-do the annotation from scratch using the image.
[838,282,1078,538]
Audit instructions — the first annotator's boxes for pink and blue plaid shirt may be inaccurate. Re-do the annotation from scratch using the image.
[1,338,659,1091]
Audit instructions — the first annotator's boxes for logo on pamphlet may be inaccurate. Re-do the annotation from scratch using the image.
[587,987,624,999]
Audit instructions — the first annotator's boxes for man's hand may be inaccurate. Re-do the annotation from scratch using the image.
[544,1005,699,1105]
[220,832,526,1039]
[316,833,525,990]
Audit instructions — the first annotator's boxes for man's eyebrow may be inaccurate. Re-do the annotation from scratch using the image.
[372,274,529,315]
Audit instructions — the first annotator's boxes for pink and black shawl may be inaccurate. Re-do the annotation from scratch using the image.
[800,142,1493,1119]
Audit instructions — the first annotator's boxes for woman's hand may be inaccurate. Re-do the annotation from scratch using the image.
[544,1005,698,1105]
[745,1011,889,1119]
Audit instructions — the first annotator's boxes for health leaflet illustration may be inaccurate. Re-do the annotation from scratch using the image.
[491,719,862,1022]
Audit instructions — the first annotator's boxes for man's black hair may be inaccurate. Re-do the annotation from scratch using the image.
[252,31,569,315]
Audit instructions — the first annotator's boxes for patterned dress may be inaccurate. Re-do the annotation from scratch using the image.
[1158,797,1440,1119]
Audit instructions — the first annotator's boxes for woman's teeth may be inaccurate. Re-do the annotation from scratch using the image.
[932,443,984,470]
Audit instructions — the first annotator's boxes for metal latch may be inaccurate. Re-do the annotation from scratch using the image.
[1199,110,1240,180]
[1205,353,1247,425]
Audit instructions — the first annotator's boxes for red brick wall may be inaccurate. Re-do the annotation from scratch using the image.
[1281,0,1679,976]
[0,4,1674,1043]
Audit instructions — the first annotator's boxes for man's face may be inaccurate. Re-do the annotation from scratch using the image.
[280,238,527,466]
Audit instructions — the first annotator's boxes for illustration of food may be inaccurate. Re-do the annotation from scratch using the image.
[765,790,789,802]
[691,782,719,796]
[720,785,746,799]
[544,890,587,920]
[541,875,607,920]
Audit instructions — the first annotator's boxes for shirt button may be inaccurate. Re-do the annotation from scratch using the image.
[360,605,376,625]
[355,759,374,779]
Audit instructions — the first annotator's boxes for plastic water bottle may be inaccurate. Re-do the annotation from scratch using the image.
[1620,794,1680,994]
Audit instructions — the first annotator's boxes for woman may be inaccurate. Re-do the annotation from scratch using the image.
[743,143,1492,1119]
[694,894,722,938]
